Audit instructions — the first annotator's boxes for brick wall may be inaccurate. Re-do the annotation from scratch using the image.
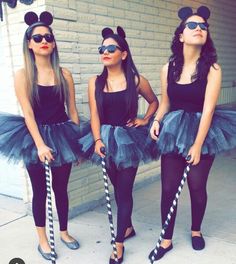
[0,1,47,199]
[44,0,236,113]
[0,0,236,216]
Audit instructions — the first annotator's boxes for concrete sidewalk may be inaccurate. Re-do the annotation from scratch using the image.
[0,149,236,264]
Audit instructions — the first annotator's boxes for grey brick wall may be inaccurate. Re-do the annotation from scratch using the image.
[0,0,235,216]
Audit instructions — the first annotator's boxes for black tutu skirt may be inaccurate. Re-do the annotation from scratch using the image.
[0,112,91,166]
[151,108,236,157]
[79,122,156,169]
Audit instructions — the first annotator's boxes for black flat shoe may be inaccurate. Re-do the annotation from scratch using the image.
[148,244,173,261]
[192,233,205,250]
[37,245,57,261]
[124,228,136,241]
[111,228,136,244]
[109,247,125,264]
[61,237,80,250]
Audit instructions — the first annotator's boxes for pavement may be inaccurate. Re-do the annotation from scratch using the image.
[0,148,236,264]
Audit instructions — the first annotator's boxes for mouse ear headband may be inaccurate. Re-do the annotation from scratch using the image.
[24,11,53,39]
[178,6,210,21]
[101,26,126,39]
[24,11,53,27]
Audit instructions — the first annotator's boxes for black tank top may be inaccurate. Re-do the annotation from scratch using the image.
[102,89,129,126]
[167,63,208,112]
[33,85,68,124]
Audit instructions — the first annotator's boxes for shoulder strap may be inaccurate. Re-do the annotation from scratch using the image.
[167,60,174,84]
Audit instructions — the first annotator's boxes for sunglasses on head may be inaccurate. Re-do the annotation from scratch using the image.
[185,22,208,31]
[98,44,122,54]
[31,33,54,43]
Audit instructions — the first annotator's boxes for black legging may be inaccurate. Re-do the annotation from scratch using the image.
[161,153,215,239]
[26,163,72,231]
[106,161,138,243]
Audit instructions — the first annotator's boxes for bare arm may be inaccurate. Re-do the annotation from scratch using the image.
[138,75,159,120]
[150,63,171,140]
[88,76,105,157]
[126,75,159,127]
[14,69,54,162]
[154,63,170,121]
[188,64,222,165]
[62,68,79,125]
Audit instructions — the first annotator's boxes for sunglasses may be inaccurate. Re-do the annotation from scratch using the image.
[98,44,122,54]
[31,33,55,43]
[185,22,208,31]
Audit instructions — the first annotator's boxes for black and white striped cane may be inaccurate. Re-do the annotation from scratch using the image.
[100,147,119,264]
[149,157,192,264]
[44,159,56,264]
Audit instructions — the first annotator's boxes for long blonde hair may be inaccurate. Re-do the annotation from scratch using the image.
[23,23,68,106]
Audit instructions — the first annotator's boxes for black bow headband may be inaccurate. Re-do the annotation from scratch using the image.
[178,6,210,21]
[24,11,53,27]
[102,26,126,39]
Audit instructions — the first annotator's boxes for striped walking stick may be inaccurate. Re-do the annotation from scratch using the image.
[44,159,57,264]
[100,147,119,264]
[149,157,191,263]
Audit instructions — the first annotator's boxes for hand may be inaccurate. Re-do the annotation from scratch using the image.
[187,144,202,165]
[94,139,105,158]
[37,144,54,163]
[126,118,148,127]
[150,120,160,140]
[74,157,85,166]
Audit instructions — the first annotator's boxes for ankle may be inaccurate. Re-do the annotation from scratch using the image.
[60,231,71,239]
[39,241,50,252]
[39,238,49,245]
[191,231,202,237]
[116,242,124,249]
[60,230,68,235]
[110,243,124,259]
[161,239,172,248]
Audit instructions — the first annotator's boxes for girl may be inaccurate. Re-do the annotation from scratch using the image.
[149,6,236,261]
[0,11,89,260]
[84,26,158,263]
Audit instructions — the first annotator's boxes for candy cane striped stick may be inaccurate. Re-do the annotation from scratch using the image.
[44,159,56,264]
[100,147,118,264]
[149,160,191,264]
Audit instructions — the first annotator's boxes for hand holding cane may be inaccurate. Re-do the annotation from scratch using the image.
[149,155,192,263]
[100,147,119,264]
[44,159,57,264]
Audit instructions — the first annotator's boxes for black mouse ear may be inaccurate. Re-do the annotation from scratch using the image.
[197,6,210,20]
[178,7,193,20]
[24,11,38,26]
[7,0,17,8]
[102,27,114,38]
[117,26,126,38]
[39,11,53,25]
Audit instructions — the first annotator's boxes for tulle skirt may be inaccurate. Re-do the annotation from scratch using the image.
[151,108,236,157]
[79,123,156,169]
[0,112,90,166]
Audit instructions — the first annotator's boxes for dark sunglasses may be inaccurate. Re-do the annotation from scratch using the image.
[185,22,208,31]
[98,44,122,54]
[31,33,54,43]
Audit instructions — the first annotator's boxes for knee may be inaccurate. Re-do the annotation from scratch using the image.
[190,189,207,205]
[52,184,68,198]
[162,184,177,198]
[189,183,207,194]
[117,192,133,206]
[32,187,47,202]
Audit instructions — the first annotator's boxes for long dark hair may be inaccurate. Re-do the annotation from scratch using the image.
[169,15,217,83]
[95,34,140,123]
[23,22,68,106]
